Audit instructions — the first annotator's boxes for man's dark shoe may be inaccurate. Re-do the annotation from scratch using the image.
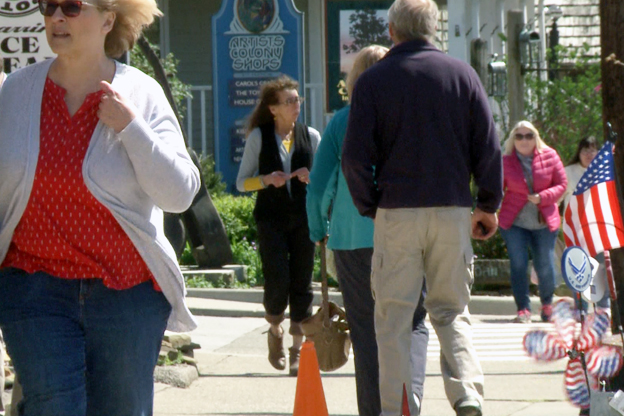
[454,398,482,416]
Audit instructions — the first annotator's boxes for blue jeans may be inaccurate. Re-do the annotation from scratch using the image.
[500,226,558,311]
[0,268,171,416]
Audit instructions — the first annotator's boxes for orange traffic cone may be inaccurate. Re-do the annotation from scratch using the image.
[293,340,329,416]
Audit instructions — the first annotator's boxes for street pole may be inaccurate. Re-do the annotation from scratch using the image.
[470,38,488,88]
[600,1,624,393]
[507,10,524,127]
[538,0,547,82]
[548,17,559,81]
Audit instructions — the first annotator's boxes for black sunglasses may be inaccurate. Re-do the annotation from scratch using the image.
[514,132,535,141]
[38,0,96,17]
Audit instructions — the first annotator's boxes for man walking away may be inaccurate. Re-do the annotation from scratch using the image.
[341,0,503,415]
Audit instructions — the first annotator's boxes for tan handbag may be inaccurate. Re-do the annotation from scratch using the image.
[301,241,351,372]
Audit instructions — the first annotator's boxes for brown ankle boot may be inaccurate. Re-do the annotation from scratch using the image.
[267,327,286,370]
[289,346,300,377]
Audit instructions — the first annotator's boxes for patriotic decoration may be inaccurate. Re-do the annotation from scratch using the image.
[523,299,623,409]
[561,247,593,294]
[563,142,624,257]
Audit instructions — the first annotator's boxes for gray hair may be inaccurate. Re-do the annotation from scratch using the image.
[388,0,439,43]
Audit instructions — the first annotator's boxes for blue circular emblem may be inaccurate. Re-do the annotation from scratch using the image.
[561,246,593,293]
[237,0,275,34]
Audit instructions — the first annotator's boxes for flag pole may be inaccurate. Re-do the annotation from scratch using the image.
[574,291,593,399]
[604,250,624,348]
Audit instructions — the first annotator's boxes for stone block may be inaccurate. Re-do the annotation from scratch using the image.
[474,259,512,286]
[182,269,236,286]
[164,334,192,349]
[154,364,199,388]
[474,252,564,288]
[222,264,248,282]
[473,259,535,286]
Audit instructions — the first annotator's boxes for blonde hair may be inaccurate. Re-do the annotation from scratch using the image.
[503,120,548,155]
[346,45,389,99]
[97,0,162,58]
[388,0,438,43]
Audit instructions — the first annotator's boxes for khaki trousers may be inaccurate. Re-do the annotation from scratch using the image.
[373,207,484,416]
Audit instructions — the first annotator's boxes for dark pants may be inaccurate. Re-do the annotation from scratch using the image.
[0,268,171,416]
[257,218,315,328]
[334,248,429,416]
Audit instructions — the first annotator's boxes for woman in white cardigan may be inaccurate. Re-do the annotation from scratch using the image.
[0,1,199,415]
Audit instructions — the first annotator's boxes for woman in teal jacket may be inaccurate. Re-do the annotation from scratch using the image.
[306,45,429,416]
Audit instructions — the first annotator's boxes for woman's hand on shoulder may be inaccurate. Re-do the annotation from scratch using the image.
[98,81,137,134]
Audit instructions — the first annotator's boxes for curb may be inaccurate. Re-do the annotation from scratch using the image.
[186,287,344,305]
[186,288,554,317]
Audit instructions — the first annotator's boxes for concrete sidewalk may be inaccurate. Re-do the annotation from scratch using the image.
[171,290,584,415]
[154,310,583,416]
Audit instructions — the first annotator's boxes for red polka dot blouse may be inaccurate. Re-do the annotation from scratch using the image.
[1,78,158,290]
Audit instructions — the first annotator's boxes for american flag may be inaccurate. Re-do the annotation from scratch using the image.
[563,142,624,256]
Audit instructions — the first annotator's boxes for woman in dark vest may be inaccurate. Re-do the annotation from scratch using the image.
[236,75,321,376]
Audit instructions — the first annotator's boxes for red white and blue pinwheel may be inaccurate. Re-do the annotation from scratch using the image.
[523,299,623,410]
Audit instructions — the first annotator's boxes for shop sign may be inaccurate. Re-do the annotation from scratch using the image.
[212,0,303,191]
[0,0,54,73]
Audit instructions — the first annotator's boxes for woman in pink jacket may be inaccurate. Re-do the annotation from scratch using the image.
[499,121,567,323]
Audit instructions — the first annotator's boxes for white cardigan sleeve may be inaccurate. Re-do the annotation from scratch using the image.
[113,69,200,213]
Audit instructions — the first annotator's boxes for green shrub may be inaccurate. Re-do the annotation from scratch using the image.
[212,194,263,285]
[231,238,263,287]
[183,274,214,288]
[157,350,184,366]
[212,194,257,244]
[472,232,508,259]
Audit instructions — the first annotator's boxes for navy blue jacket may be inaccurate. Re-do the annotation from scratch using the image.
[341,39,503,218]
